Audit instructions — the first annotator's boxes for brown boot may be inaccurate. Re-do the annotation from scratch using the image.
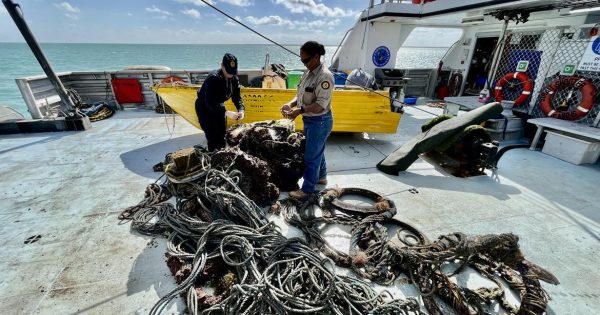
[317,178,327,185]
[289,190,308,199]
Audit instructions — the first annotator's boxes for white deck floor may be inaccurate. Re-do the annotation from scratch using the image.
[0,106,598,314]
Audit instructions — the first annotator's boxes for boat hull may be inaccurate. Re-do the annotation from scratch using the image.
[154,85,402,133]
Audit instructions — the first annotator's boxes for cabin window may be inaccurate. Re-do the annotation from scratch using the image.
[507,33,541,50]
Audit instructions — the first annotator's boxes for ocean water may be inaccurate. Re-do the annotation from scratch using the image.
[0,43,447,118]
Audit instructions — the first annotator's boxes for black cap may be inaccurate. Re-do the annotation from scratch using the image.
[222,53,238,75]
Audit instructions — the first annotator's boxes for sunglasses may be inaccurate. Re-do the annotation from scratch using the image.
[301,56,312,65]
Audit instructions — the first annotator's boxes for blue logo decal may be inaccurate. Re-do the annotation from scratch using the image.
[592,37,600,55]
[372,46,391,67]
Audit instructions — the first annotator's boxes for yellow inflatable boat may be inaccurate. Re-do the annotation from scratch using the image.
[153,84,402,133]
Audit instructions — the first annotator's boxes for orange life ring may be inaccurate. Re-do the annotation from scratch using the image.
[540,76,596,121]
[493,72,533,106]
[162,76,184,84]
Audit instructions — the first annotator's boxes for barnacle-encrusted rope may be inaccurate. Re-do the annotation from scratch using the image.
[120,145,558,315]
[120,147,421,315]
[273,190,559,315]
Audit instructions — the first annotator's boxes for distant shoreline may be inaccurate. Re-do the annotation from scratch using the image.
[0,41,308,45]
[0,42,450,49]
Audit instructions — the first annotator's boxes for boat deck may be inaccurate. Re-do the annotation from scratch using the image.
[0,106,598,314]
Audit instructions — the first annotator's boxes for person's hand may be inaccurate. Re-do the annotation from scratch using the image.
[237,111,245,120]
[281,104,291,117]
[225,111,238,119]
[285,108,302,120]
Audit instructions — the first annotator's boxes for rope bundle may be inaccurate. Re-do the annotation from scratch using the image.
[119,147,421,315]
[273,191,559,315]
[119,136,558,315]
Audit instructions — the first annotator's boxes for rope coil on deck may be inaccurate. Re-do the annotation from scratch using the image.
[118,121,558,315]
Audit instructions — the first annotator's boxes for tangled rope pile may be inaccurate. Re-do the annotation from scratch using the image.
[120,147,421,315]
[119,121,558,314]
[211,147,279,205]
[226,120,304,191]
[80,101,115,121]
[67,89,116,121]
[272,191,559,315]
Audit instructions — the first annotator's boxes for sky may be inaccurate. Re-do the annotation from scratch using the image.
[0,0,458,46]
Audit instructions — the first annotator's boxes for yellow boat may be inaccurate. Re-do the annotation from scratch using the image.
[153,84,402,133]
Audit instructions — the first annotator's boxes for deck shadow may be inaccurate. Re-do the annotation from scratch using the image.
[331,167,521,201]
[125,231,184,312]
[119,134,203,178]
[388,172,521,201]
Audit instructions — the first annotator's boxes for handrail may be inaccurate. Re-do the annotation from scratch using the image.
[331,27,354,67]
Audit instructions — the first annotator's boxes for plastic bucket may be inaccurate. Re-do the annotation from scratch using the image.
[404,96,418,105]
[333,72,348,85]
[500,100,515,117]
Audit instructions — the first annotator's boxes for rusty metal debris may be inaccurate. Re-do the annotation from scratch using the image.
[119,120,558,315]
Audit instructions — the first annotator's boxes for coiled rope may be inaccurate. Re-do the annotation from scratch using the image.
[119,147,422,314]
[120,144,558,315]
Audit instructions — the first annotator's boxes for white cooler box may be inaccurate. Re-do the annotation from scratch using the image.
[542,130,600,165]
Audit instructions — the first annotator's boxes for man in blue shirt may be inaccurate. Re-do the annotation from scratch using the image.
[195,53,245,151]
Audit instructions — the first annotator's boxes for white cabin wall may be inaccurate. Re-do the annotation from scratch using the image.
[393,26,417,68]
[429,28,470,72]
[333,19,414,73]
[333,25,365,71]
[362,22,415,73]
[440,27,479,96]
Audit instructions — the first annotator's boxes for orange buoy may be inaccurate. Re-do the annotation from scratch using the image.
[162,76,185,84]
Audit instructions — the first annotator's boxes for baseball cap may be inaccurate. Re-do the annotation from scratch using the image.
[222,53,238,75]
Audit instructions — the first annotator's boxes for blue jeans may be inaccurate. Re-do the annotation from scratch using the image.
[301,112,333,193]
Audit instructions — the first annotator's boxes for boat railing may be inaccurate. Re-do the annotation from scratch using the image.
[16,69,263,119]
[369,0,422,8]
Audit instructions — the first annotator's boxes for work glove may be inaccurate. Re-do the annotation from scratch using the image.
[237,111,245,120]
[225,111,238,119]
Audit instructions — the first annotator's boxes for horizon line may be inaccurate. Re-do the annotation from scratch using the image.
[0,41,323,46]
[0,41,450,48]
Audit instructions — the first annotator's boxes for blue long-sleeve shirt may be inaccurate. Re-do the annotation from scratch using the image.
[196,70,245,116]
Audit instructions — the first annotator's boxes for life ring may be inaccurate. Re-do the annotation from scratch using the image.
[540,76,596,121]
[161,75,185,84]
[494,72,533,106]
